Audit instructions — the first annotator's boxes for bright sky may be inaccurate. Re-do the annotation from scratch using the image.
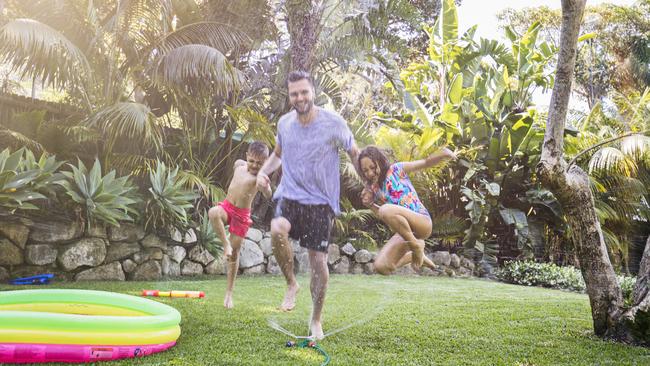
[459,0,639,41]
[457,0,638,108]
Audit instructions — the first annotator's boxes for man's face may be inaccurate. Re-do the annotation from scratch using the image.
[288,79,315,116]
[246,152,267,175]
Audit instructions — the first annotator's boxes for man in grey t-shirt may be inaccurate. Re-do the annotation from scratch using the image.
[257,71,359,340]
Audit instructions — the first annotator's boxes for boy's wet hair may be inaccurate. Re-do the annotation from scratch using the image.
[248,141,269,157]
[358,145,391,186]
[286,71,314,87]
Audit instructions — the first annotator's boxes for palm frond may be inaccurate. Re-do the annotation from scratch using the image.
[621,134,650,157]
[152,44,245,98]
[588,146,638,175]
[0,18,91,90]
[0,128,45,154]
[157,22,252,56]
[85,102,163,150]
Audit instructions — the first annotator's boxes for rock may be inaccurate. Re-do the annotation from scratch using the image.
[363,262,375,275]
[25,244,57,265]
[327,244,340,265]
[263,231,271,239]
[291,239,304,254]
[169,246,186,263]
[295,251,310,274]
[87,223,107,238]
[457,267,473,277]
[0,266,8,281]
[75,262,125,281]
[431,251,451,266]
[238,240,264,269]
[188,245,215,266]
[461,257,475,270]
[133,252,148,264]
[105,242,140,263]
[144,247,164,261]
[58,238,106,271]
[354,249,372,264]
[341,243,356,256]
[245,228,264,243]
[181,260,203,276]
[0,221,30,248]
[267,255,281,275]
[0,239,23,265]
[351,263,364,275]
[122,259,137,273]
[242,264,264,275]
[141,234,167,249]
[107,223,145,242]
[421,267,443,276]
[170,228,197,244]
[259,237,273,256]
[131,260,162,280]
[394,265,416,275]
[161,255,181,277]
[332,256,350,274]
[205,259,226,275]
[444,267,456,277]
[29,220,82,243]
[450,254,461,268]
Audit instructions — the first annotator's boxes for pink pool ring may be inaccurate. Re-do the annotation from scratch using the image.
[0,289,181,363]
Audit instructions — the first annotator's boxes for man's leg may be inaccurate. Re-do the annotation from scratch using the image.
[208,206,231,257]
[271,216,299,311]
[308,249,328,340]
[224,234,244,309]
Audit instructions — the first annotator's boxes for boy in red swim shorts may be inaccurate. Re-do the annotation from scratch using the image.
[208,141,272,308]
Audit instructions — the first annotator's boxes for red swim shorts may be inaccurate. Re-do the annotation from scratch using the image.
[217,199,252,238]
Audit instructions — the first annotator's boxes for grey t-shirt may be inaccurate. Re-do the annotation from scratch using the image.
[273,107,353,215]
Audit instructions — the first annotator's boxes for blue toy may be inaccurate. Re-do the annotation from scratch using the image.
[9,273,54,285]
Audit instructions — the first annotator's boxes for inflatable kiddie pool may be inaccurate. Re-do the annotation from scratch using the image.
[0,289,181,363]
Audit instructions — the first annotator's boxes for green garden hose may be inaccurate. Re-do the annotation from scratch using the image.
[286,339,331,366]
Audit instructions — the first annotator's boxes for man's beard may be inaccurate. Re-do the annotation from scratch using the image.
[294,101,313,115]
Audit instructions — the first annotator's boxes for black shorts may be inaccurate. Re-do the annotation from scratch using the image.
[274,198,335,253]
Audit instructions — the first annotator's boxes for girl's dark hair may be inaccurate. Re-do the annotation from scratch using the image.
[358,145,391,186]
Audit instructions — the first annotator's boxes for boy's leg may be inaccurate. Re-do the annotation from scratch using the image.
[271,216,299,311]
[308,249,328,340]
[224,234,244,309]
[208,205,232,257]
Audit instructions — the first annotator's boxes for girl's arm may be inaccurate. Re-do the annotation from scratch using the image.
[401,147,456,174]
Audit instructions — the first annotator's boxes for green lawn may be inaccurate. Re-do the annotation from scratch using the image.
[2,275,650,366]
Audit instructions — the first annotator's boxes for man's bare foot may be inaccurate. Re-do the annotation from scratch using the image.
[223,241,232,258]
[224,293,234,309]
[310,321,324,340]
[279,283,300,311]
[410,239,425,269]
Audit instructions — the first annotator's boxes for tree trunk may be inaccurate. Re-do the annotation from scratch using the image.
[538,0,650,345]
[286,0,324,72]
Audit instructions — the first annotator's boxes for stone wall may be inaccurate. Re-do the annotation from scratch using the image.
[0,220,477,281]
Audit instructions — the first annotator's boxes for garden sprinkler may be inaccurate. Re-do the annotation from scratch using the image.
[285,338,331,366]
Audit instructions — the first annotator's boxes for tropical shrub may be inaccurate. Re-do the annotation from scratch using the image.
[58,158,140,229]
[196,209,223,258]
[143,160,197,232]
[0,147,63,214]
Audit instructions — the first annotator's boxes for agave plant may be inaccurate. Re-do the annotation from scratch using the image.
[0,147,63,213]
[144,160,197,233]
[196,209,223,258]
[58,158,140,229]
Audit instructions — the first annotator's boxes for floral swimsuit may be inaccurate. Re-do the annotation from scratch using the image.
[371,163,429,216]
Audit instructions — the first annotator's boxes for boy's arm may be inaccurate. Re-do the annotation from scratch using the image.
[260,183,273,199]
[402,147,456,174]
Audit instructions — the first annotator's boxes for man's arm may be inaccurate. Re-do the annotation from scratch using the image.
[346,141,362,178]
[257,145,281,191]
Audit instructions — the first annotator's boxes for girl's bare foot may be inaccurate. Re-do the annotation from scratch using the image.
[224,293,234,309]
[409,239,425,269]
[279,283,300,311]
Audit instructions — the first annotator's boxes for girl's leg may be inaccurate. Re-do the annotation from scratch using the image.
[377,204,432,268]
[374,233,410,275]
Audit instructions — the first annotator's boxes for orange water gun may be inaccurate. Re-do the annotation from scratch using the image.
[141,290,205,298]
